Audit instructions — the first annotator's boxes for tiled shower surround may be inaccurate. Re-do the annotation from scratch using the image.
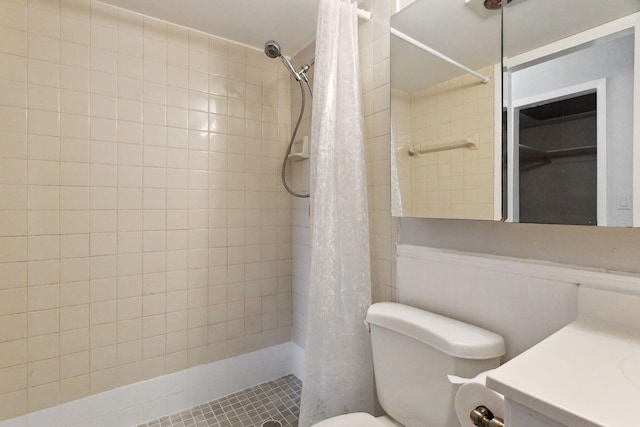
[0,0,294,421]
[0,0,398,424]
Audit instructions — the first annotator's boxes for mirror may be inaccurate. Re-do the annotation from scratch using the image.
[503,0,640,226]
[390,0,502,219]
[391,0,640,226]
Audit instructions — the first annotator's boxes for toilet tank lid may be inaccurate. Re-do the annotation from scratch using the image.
[366,302,505,359]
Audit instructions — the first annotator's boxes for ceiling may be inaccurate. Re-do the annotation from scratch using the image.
[392,0,640,93]
[98,0,640,89]
[98,0,319,58]
[503,0,640,58]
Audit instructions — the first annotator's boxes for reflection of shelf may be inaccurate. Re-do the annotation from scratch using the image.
[520,111,596,129]
[519,144,596,163]
[409,134,478,157]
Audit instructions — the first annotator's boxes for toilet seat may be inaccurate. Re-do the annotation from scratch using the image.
[312,413,399,427]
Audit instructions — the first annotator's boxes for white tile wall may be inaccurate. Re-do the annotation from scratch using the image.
[360,0,397,304]
[0,0,293,420]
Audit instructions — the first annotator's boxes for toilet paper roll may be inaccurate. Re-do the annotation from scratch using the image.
[454,372,504,427]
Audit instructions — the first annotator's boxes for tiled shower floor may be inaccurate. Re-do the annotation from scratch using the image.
[137,375,302,427]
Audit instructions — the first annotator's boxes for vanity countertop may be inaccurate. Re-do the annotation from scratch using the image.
[486,318,640,426]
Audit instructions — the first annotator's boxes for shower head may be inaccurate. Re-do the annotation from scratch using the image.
[264,40,282,59]
[465,0,523,17]
[264,40,302,81]
[483,0,511,9]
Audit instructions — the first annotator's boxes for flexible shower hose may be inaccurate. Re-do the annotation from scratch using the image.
[281,79,312,198]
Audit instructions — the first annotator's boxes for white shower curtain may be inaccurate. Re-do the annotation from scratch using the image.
[298,0,375,425]
[390,123,403,216]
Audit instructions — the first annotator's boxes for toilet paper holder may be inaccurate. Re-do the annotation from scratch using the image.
[470,406,504,427]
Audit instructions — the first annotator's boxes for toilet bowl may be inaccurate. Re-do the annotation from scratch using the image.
[311,302,505,427]
[312,413,399,426]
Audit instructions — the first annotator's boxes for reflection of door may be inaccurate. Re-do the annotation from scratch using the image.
[519,93,597,225]
[507,79,607,225]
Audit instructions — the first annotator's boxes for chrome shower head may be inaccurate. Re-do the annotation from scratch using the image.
[483,0,512,9]
[264,40,301,81]
[264,40,282,59]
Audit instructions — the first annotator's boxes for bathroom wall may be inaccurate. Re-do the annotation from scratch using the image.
[400,218,640,275]
[0,0,293,421]
[361,0,397,304]
[397,244,579,361]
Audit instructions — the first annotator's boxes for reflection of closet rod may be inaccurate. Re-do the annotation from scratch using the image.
[519,144,597,161]
[390,27,490,84]
[409,135,478,157]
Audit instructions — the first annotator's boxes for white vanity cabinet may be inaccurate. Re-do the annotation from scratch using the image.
[487,287,640,427]
[506,401,566,427]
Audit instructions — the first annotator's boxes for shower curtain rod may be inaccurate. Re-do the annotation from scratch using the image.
[357,8,372,20]
[390,27,490,83]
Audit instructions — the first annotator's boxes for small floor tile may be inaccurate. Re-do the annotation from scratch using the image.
[137,374,302,427]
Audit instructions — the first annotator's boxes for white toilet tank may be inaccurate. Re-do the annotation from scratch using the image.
[366,302,505,427]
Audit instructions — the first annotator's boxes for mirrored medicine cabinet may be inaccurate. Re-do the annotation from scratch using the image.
[390,0,640,227]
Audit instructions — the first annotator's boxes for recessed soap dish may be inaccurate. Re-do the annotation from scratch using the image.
[288,136,310,161]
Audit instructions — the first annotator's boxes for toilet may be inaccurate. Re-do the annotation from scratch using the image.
[312,302,505,427]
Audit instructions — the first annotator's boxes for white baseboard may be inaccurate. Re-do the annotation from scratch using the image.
[1,342,296,427]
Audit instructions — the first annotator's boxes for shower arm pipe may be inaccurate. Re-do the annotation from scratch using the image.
[390,27,490,84]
